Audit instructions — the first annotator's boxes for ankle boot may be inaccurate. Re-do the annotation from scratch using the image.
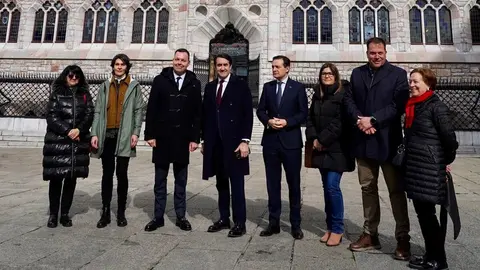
[96,206,111,228]
[59,214,72,227]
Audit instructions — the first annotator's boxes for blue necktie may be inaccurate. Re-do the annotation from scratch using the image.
[176,77,181,90]
[276,81,283,107]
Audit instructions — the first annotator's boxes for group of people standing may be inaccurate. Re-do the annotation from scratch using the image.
[42,37,458,270]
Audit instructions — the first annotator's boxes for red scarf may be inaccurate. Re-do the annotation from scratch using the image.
[405,90,434,128]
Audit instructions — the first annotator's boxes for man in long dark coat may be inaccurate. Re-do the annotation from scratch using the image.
[201,53,253,237]
[143,48,202,232]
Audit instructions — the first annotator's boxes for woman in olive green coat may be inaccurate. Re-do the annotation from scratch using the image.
[90,54,145,228]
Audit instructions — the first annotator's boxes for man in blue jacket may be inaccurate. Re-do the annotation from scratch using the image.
[344,37,411,260]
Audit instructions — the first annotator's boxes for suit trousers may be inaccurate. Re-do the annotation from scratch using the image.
[214,136,246,225]
[49,177,77,215]
[262,141,302,229]
[413,200,447,266]
[101,136,130,212]
[154,162,188,221]
[357,158,410,240]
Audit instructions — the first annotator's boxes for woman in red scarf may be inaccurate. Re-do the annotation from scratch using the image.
[403,68,458,270]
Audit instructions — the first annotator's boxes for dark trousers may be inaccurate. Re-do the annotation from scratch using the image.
[262,143,302,229]
[319,169,344,234]
[413,200,447,265]
[101,136,130,212]
[154,162,188,221]
[214,137,246,225]
[49,178,77,216]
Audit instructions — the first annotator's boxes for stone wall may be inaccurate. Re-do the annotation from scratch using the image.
[287,61,480,80]
[0,59,173,77]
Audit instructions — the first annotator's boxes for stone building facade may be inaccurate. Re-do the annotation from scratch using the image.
[0,0,479,92]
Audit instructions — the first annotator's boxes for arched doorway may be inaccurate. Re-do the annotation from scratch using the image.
[193,23,260,107]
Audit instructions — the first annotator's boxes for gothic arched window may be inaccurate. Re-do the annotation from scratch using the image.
[82,0,118,43]
[348,0,390,44]
[292,0,332,44]
[32,1,68,43]
[470,0,480,44]
[0,1,20,43]
[132,0,169,44]
[409,0,453,45]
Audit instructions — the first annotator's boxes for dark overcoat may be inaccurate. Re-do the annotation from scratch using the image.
[42,81,94,180]
[343,61,410,162]
[144,67,202,165]
[305,80,355,172]
[201,75,253,180]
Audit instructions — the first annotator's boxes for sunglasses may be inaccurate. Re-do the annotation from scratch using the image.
[68,73,79,80]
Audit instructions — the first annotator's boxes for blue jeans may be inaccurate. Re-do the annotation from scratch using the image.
[320,169,344,234]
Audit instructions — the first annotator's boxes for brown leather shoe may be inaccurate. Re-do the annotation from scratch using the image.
[394,239,411,261]
[348,232,381,251]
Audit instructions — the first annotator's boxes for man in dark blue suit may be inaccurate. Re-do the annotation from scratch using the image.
[201,53,253,238]
[344,37,411,260]
[256,55,308,239]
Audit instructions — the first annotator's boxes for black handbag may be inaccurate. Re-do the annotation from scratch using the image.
[392,139,406,167]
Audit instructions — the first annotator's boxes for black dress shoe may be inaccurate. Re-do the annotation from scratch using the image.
[228,224,246,237]
[47,214,58,228]
[96,206,111,228]
[176,217,192,231]
[59,214,72,227]
[207,219,231,232]
[117,213,128,227]
[291,228,304,240]
[408,256,448,270]
[259,225,280,237]
[144,219,164,232]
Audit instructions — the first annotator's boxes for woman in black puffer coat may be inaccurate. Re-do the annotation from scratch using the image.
[43,65,94,228]
[403,68,458,270]
[305,63,355,247]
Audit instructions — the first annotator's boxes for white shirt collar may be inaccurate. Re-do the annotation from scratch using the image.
[278,76,288,84]
[218,73,231,83]
[173,71,186,80]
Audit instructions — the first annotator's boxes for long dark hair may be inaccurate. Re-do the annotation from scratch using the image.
[54,65,87,89]
[317,62,342,98]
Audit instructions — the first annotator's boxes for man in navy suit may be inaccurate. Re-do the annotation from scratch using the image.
[256,55,308,239]
[201,53,253,237]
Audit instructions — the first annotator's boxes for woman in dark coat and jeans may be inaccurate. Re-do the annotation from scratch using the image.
[403,68,458,270]
[306,63,355,246]
[43,65,94,228]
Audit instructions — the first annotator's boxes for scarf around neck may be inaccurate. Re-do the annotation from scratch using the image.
[405,90,434,128]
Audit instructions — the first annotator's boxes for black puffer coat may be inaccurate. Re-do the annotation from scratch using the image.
[305,80,355,172]
[404,94,458,204]
[42,81,94,180]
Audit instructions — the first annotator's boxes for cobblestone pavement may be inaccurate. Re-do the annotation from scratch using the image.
[0,148,479,269]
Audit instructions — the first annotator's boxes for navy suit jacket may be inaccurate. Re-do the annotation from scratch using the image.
[343,61,409,162]
[201,75,253,180]
[256,78,308,150]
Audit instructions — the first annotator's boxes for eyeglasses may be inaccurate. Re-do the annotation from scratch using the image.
[68,73,79,80]
[321,72,334,77]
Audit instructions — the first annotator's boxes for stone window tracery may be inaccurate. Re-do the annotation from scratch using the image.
[82,0,119,43]
[131,0,169,44]
[470,0,480,44]
[409,0,453,45]
[348,0,390,44]
[292,0,332,44]
[32,0,68,43]
[0,1,20,43]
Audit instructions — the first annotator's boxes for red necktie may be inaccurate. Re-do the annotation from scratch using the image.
[216,80,224,106]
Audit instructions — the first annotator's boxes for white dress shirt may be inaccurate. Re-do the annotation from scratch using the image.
[276,76,289,97]
[173,71,186,90]
[216,73,231,97]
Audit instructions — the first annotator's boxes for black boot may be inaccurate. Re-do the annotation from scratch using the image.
[117,209,127,227]
[59,214,72,227]
[97,205,111,228]
[47,214,58,228]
